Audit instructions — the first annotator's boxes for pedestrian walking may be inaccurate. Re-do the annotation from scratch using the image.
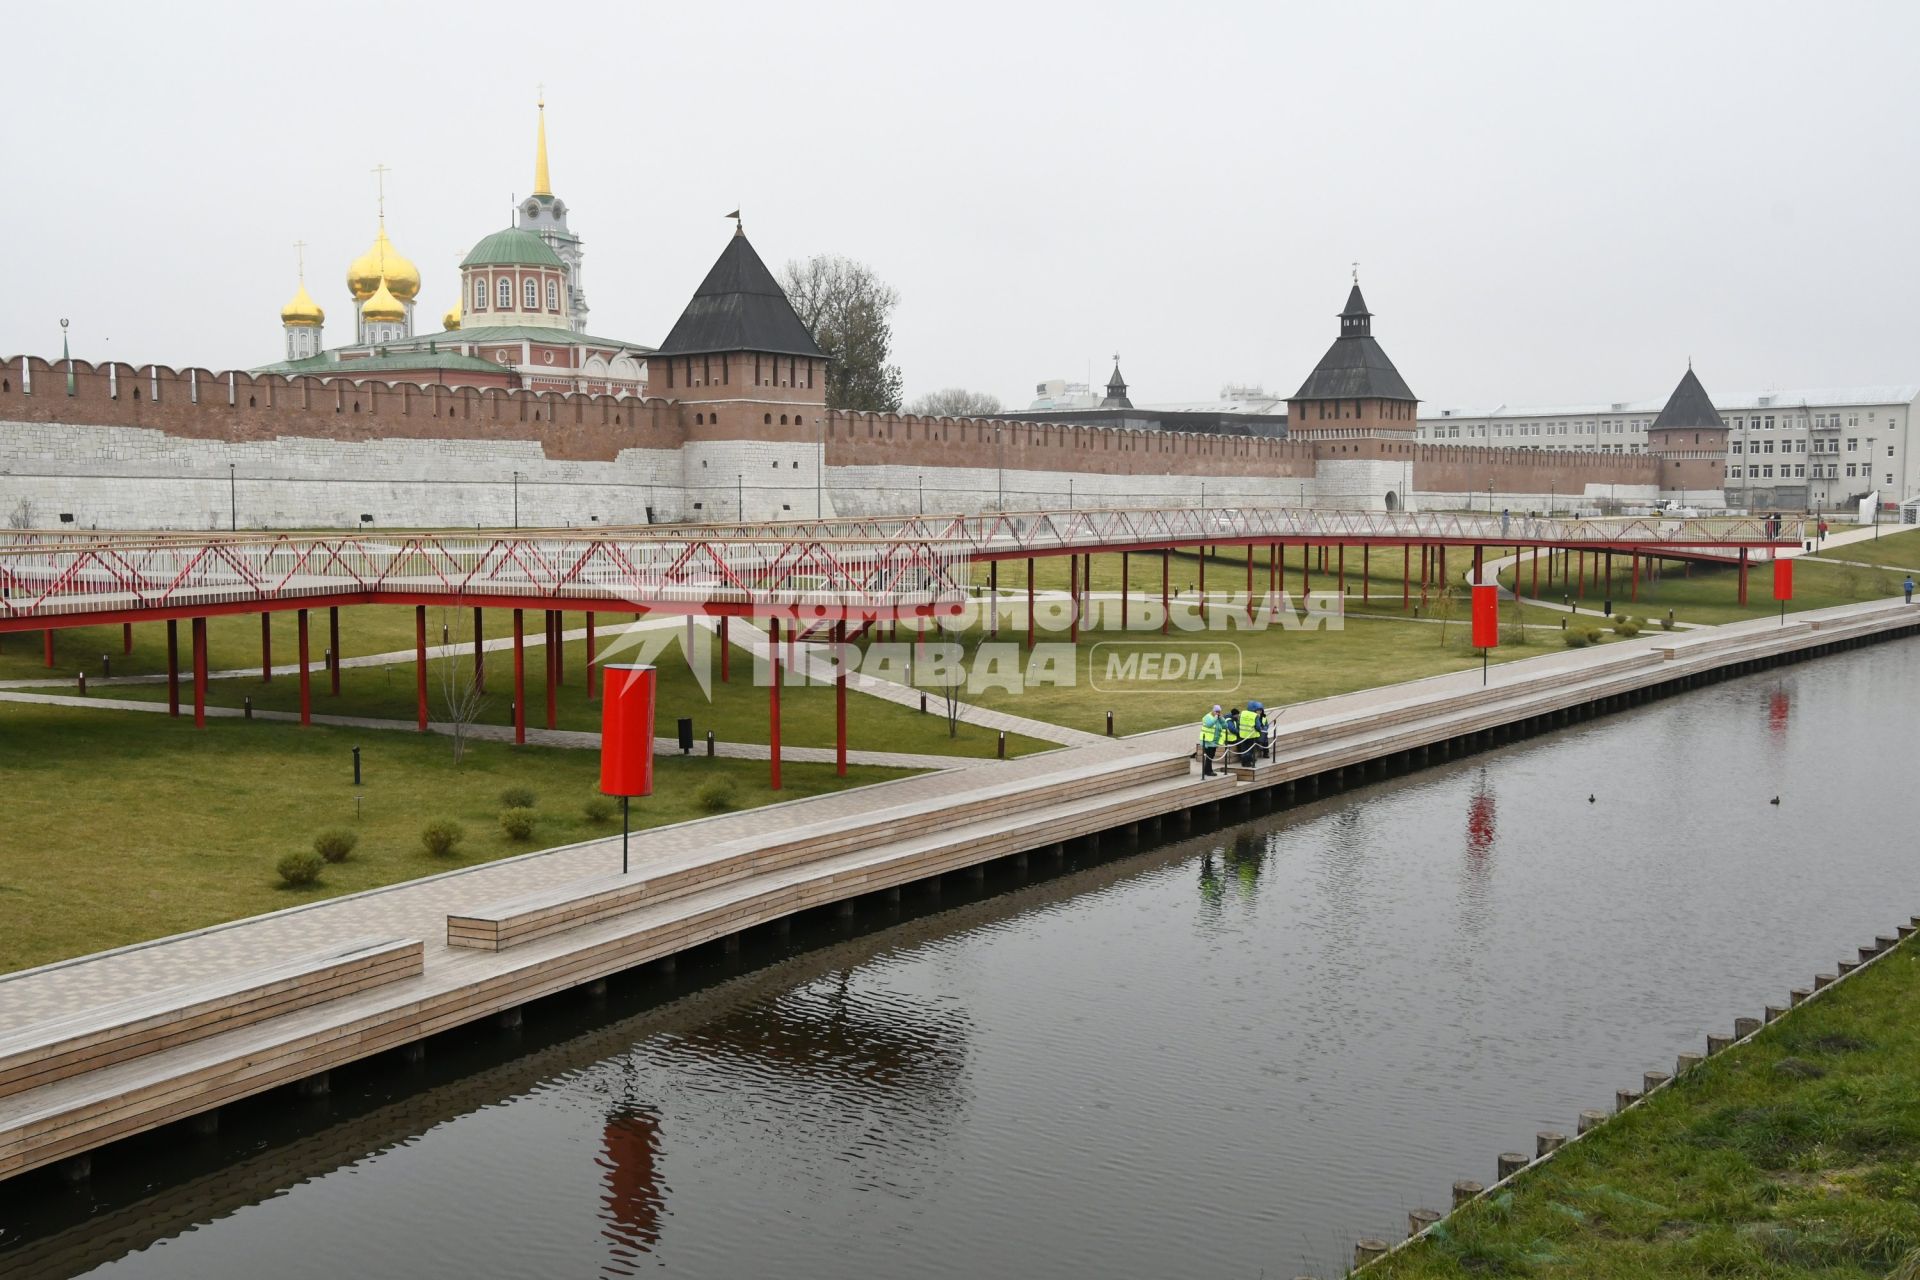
[1906,576,1914,605]
[1500,507,1511,537]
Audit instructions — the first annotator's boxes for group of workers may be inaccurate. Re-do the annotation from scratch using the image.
[1197,701,1270,777]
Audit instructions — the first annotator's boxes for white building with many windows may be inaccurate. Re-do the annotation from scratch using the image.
[1418,385,1920,513]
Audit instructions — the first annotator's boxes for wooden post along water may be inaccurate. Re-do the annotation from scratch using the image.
[600,663,657,875]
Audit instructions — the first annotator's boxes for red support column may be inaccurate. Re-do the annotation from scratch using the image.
[122,622,132,655]
[988,561,999,637]
[297,609,311,726]
[1198,546,1206,599]
[512,609,526,745]
[1473,544,1483,587]
[1630,553,1640,601]
[1026,557,1035,648]
[329,606,341,696]
[544,610,557,731]
[261,612,273,683]
[1245,544,1254,621]
[44,629,54,667]
[472,607,484,694]
[1161,550,1169,636]
[769,616,784,792]
[1578,550,1587,599]
[191,618,208,728]
[1738,548,1749,605]
[1268,541,1278,604]
[554,610,565,685]
[1069,554,1080,644]
[414,604,428,732]
[720,615,730,683]
[834,619,847,778]
[586,611,597,699]
[1402,544,1410,612]
[1362,544,1370,601]
[1337,544,1346,598]
[1121,552,1129,629]
[165,619,180,717]
[1303,542,1312,600]
[1531,547,1540,596]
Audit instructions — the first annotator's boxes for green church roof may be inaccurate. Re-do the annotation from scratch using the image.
[460,227,564,268]
[253,350,508,377]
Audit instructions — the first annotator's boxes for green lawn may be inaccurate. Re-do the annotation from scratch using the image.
[1813,527,1920,572]
[0,700,909,974]
[849,593,1586,738]
[45,624,1050,759]
[1378,940,1920,1279]
[1500,554,1902,626]
[974,543,1472,604]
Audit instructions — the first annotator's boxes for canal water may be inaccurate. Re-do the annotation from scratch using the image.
[6,640,1919,1279]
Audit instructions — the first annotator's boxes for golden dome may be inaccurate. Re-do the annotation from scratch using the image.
[280,280,325,327]
[442,299,462,331]
[345,226,420,302]
[362,279,405,323]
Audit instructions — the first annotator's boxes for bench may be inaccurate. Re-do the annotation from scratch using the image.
[448,754,1192,951]
[0,936,423,1101]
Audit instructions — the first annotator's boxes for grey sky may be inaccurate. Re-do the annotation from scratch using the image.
[3,0,1915,411]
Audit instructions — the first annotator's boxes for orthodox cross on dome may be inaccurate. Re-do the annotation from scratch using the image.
[532,88,552,198]
[372,164,392,223]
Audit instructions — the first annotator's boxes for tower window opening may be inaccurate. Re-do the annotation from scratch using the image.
[497,278,512,309]
[524,279,538,309]
[473,278,487,311]
[546,280,558,310]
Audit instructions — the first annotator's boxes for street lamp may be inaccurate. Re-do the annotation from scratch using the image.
[228,462,236,531]
[511,470,521,528]
[917,474,924,515]
[737,473,744,522]
[994,425,1004,512]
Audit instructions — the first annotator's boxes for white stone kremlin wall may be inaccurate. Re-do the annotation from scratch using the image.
[0,418,1673,532]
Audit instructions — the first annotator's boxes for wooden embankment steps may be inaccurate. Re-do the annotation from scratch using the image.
[449,754,1192,950]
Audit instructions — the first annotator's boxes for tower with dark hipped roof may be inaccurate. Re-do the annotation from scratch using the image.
[1647,363,1730,497]
[1286,283,1418,440]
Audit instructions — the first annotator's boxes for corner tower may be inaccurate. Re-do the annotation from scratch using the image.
[515,95,588,332]
[1647,363,1729,500]
[1286,282,1418,440]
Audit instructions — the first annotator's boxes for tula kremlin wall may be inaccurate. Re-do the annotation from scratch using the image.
[0,104,1694,532]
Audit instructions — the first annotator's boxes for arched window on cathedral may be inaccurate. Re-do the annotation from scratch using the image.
[546,280,558,311]
[524,278,538,310]
[497,278,512,309]
[473,277,487,311]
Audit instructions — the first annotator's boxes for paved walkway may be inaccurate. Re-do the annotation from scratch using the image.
[0,690,989,772]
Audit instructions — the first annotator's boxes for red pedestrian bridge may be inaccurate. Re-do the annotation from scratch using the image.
[0,506,1801,776]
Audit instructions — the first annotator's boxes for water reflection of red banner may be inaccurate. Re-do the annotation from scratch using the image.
[1466,788,1496,856]
[599,1106,664,1268]
[1768,689,1790,739]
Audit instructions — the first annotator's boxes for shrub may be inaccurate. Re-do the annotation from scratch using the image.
[276,851,324,887]
[695,778,739,813]
[1563,628,1591,648]
[583,795,615,824]
[1660,616,1678,631]
[1499,622,1528,646]
[499,785,538,809]
[1614,619,1640,637]
[421,819,465,857]
[499,806,538,840]
[312,828,359,864]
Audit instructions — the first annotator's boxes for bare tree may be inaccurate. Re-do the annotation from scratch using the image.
[780,254,904,412]
[908,388,1003,418]
[437,624,491,763]
[6,498,40,530]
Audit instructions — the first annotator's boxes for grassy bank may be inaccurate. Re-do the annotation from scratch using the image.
[1500,554,1900,626]
[1812,527,1920,572]
[1377,938,1920,1279]
[0,700,907,973]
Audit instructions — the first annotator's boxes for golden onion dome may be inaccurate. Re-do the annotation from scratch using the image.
[346,227,421,302]
[362,278,405,323]
[442,299,462,331]
[280,280,325,327]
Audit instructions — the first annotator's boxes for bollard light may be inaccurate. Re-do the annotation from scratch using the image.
[352,746,362,786]
[705,729,715,758]
[76,671,86,695]
[244,696,252,720]
[101,653,110,677]
[997,731,1006,760]
[1105,710,1114,736]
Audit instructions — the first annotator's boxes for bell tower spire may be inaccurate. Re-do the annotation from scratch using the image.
[533,88,552,198]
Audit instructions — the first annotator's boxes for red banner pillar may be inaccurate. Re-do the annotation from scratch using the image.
[414,605,428,732]
[512,608,526,745]
[166,619,180,717]
[1471,583,1499,686]
[191,617,208,728]
[599,662,657,876]
[768,616,783,792]
[297,609,311,726]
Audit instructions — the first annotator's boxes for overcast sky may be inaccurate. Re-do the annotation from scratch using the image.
[3,1,1915,411]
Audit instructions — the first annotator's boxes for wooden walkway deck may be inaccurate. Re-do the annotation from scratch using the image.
[3,598,1917,1184]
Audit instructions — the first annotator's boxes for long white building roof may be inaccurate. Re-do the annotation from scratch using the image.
[1424,385,1920,420]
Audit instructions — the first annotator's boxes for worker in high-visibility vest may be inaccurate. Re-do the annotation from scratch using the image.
[1247,699,1270,761]
[1237,703,1261,766]
[1220,706,1242,764]
[1198,704,1225,776]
